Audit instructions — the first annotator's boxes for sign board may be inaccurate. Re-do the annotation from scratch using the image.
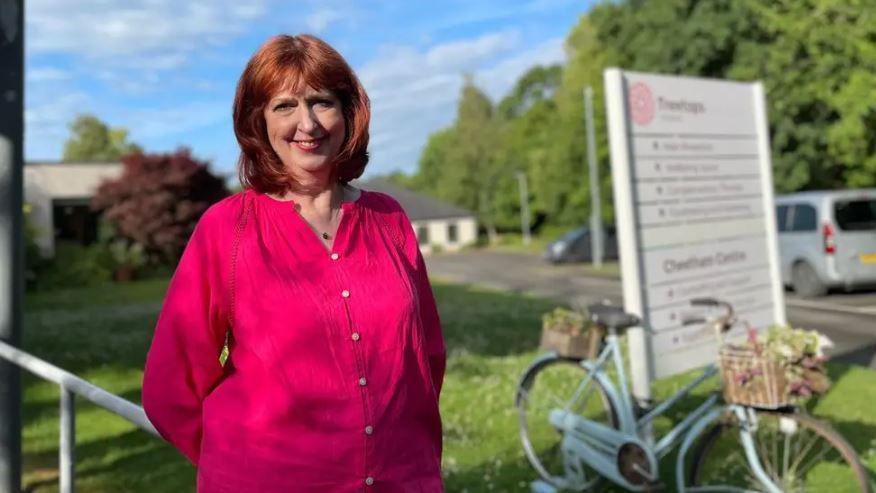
[603,69,786,400]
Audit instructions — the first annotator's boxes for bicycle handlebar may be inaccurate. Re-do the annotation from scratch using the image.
[685,297,737,336]
[690,297,720,307]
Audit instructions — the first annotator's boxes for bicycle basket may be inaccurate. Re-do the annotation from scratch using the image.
[719,345,790,409]
[539,325,604,360]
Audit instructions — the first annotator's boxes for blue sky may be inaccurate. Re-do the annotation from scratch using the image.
[25,0,592,181]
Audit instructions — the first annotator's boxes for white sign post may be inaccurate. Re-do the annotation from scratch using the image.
[604,69,786,403]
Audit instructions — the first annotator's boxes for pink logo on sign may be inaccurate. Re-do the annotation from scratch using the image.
[629,82,655,126]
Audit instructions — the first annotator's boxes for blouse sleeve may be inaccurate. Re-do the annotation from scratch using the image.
[395,205,447,398]
[141,210,229,465]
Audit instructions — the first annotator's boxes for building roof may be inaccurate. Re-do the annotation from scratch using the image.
[25,160,123,166]
[355,178,475,221]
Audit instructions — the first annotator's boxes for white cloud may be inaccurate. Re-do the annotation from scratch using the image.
[306,9,345,33]
[112,100,229,141]
[25,91,92,159]
[360,30,520,88]
[26,0,268,59]
[475,36,565,100]
[26,67,72,83]
[425,31,520,69]
[358,31,566,176]
[24,0,270,93]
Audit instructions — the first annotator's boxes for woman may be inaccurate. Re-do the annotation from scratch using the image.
[142,34,446,493]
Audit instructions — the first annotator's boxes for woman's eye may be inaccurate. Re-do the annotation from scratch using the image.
[314,100,334,108]
[274,102,295,111]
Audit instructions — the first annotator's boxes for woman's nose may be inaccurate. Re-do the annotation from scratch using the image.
[298,107,319,133]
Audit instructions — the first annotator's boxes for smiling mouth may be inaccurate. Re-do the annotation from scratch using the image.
[291,136,325,151]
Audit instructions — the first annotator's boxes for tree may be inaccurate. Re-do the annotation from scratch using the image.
[496,64,563,120]
[586,0,876,191]
[729,0,876,190]
[410,78,505,239]
[62,113,142,162]
[91,149,230,264]
[413,0,876,232]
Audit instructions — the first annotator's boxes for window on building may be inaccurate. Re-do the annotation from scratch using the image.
[416,225,429,245]
[53,198,99,246]
[447,223,458,243]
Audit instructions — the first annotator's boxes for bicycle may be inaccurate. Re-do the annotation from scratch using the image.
[515,298,872,492]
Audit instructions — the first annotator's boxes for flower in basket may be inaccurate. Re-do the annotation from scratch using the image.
[749,325,832,399]
[542,307,586,336]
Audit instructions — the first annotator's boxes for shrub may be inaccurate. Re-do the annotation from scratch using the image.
[32,241,114,290]
[23,203,49,291]
[91,148,229,265]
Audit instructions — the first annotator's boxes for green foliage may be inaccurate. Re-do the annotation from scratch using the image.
[31,241,115,290]
[496,64,563,120]
[108,240,147,270]
[26,215,154,292]
[731,0,876,190]
[62,114,143,162]
[412,78,509,235]
[541,307,585,335]
[411,0,876,231]
[23,203,46,284]
[98,219,148,271]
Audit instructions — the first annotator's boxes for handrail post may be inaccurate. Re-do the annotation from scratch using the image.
[59,386,75,493]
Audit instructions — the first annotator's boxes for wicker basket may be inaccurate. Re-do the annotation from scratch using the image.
[719,345,790,409]
[540,325,604,360]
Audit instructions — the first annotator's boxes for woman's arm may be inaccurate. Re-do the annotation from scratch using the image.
[141,210,229,465]
[393,203,447,398]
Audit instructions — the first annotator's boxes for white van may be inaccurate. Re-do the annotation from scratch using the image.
[775,189,876,297]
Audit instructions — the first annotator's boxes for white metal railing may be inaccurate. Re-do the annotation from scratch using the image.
[0,340,159,493]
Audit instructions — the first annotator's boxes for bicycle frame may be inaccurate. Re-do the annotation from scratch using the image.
[540,328,782,492]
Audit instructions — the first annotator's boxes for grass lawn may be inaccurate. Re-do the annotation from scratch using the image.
[20,279,876,492]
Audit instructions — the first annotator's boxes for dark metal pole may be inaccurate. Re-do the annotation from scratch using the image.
[0,1,24,491]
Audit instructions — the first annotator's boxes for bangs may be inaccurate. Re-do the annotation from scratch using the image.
[263,53,349,103]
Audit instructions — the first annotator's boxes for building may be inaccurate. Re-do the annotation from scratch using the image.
[24,161,124,257]
[356,178,478,254]
[23,162,478,258]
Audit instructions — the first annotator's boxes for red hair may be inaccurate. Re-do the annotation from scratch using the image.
[233,34,370,193]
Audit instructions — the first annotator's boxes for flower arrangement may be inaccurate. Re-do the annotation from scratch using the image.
[722,324,831,405]
[540,307,602,359]
[541,307,586,336]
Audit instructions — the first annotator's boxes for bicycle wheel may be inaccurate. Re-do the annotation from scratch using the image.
[687,409,872,492]
[515,355,619,490]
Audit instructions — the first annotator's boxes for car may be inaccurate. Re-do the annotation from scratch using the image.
[775,189,876,297]
[543,225,618,264]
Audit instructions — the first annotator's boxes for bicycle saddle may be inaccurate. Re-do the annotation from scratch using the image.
[587,303,640,330]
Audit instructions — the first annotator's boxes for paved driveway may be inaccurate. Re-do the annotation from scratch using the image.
[426,250,876,367]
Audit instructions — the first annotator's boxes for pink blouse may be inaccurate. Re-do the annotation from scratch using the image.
[142,188,446,492]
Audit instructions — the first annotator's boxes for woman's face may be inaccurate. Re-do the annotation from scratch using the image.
[263,84,346,178]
